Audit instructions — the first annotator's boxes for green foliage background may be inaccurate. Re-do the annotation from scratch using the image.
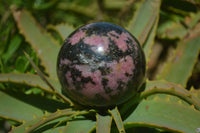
[0,0,200,133]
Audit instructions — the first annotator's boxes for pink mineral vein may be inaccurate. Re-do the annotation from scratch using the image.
[65,71,74,89]
[59,59,71,69]
[60,59,71,65]
[125,32,138,51]
[74,65,104,96]
[68,30,86,45]
[105,55,135,91]
[84,35,109,52]
[108,31,129,52]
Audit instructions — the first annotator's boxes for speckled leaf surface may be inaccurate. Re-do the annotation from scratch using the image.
[11,6,60,79]
[156,23,200,87]
[0,73,61,93]
[96,114,112,133]
[127,0,161,45]
[124,97,200,133]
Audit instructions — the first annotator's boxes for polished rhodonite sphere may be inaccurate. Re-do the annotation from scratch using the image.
[57,22,145,107]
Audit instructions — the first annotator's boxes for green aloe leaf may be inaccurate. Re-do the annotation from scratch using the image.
[104,0,126,9]
[109,107,125,133]
[120,80,200,133]
[0,73,73,105]
[157,11,200,39]
[10,109,76,133]
[0,89,68,123]
[50,24,75,41]
[121,80,200,116]
[156,23,200,87]
[37,122,66,133]
[124,96,200,133]
[23,52,73,105]
[144,80,200,110]
[96,114,112,133]
[143,17,159,62]
[11,117,67,133]
[2,34,22,64]
[62,116,96,133]
[11,6,60,79]
[157,20,187,39]
[0,73,61,93]
[0,90,43,123]
[127,0,161,46]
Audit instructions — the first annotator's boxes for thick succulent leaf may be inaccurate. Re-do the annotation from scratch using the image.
[12,118,67,133]
[157,11,200,39]
[143,17,159,62]
[0,73,61,93]
[145,80,200,110]
[145,80,192,93]
[157,20,187,39]
[121,80,200,115]
[40,124,66,133]
[124,96,200,133]
[62,117,96,133]
[11,6,60,79]
[57,2,97,18]
[109,107,125,133]
[156,23,200,87]
[10,109,75,133]
[96,114,112,133]
[36,117,70,133]
[104,0,126,9]
[120,80,200,133]
[127,0,161,45]
[2,34,22,64]
[52,24,75,41]
[0,89,68,124]
[0,90,43,123]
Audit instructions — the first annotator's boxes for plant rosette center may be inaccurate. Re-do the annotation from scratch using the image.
[57,22,146,108]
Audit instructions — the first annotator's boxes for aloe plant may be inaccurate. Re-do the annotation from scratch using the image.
[0,0,200,133]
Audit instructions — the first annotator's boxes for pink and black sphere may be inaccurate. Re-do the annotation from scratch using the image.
[57,22,146,108]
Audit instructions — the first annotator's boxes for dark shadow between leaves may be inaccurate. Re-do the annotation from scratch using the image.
[118,82,146,121]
